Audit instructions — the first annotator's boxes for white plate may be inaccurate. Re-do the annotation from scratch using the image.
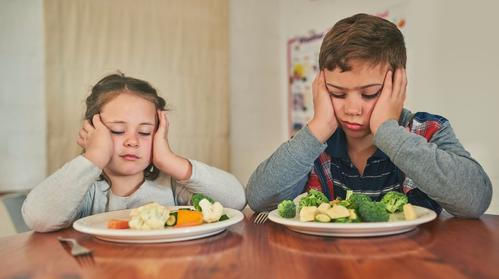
[73,207,244,243]
[268,205,437,237]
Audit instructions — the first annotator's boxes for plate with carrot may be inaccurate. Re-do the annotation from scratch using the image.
[73,194,244,243]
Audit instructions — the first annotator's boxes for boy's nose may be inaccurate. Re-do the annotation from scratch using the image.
[344,99,362,116]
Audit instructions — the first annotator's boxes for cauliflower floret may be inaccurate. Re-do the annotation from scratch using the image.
[128,202,170,230]
[198,198,224,223]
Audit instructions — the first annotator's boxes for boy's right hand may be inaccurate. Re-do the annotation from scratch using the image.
[78,114,114,169]
[308,71,338,143]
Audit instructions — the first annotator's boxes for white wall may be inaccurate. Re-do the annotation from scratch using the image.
[230,0,499,214]
[0,0,45,191]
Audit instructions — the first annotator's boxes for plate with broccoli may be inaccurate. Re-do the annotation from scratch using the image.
[268,190,437,237]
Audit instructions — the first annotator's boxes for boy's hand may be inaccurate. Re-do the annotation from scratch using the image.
[370,68,407,135]
[79,114,114,169]
[308,71,338,143]
[152,110,192,180]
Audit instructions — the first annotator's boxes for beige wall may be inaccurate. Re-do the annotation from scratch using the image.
[45,0,230,173]
[229,0,499,214]
[0,0,45,191]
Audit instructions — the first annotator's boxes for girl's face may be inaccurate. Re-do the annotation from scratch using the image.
[324,60,388,140]
[99,92,157,178]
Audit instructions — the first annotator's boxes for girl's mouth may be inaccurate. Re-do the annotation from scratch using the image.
[121,154,140,161]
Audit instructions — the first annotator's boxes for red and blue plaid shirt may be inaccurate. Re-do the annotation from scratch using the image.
[305,112,445,214]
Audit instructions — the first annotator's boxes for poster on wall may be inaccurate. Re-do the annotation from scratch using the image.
[287,4,408,137]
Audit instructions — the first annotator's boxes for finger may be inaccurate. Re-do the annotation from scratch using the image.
[163,111,170,131]
[401,68,408,101]
[391,68,404,99]
[318,71,328,93]
[92,114,102,128]
[312,72,320,97]
[381,70,393,98]
[157,110,166,131]
[77,136,85,148]
[83,119,94,132]
[79,128,87,139]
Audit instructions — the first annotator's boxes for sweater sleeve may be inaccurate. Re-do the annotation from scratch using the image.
[173,159,247,210]
[22,155,102,232]
[245,126,328,212]
[374,120,492,218]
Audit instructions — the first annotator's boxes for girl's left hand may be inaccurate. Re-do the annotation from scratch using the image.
[370,68,407,135]
[152,110,192,180]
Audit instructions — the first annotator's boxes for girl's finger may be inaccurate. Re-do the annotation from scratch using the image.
[157,110,166,130]
[83,119,93,132]
[79,129,87,139]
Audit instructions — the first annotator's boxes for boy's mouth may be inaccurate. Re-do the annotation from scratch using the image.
[342,121,363,131]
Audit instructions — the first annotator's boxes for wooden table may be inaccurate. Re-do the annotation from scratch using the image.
[1,210,498,279]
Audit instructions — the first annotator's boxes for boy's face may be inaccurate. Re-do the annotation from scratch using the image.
[100,92,156,178]
[324,59,389,139]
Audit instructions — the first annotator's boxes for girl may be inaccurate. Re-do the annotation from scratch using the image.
[23,73,246,232]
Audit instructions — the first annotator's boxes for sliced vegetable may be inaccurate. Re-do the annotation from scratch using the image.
[403,204,417,220]
[219,214,229,221]
[315,213,331,223]
[175,209,204,227]
[107,219,130,229]
[166,212,177,226]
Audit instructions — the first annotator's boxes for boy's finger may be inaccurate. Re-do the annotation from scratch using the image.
[392,68,403,99]
[382,70,393,98]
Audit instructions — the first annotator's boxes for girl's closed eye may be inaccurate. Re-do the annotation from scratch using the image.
[111,130,125,135]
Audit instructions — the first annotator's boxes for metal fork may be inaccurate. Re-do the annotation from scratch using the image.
[58,237,95,266]
[253,211,269,224]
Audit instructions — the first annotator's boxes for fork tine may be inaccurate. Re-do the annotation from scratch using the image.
[254,212,269,224]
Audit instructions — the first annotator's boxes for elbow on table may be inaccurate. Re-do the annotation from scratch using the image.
[22,204,67,233]
[446,178,493,218]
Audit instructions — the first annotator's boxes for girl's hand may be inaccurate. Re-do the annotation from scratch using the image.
[308,71,338,143]
[152,110,192,180]
[79,114,114,169]
[370,68,407,135]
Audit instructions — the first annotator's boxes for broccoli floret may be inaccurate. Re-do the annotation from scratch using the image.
[358,202,389,222]
[278,200,297,218]
[191,193,214,211]
[380,191,408,213]
[299,189,329,208]
[348,193,372,210]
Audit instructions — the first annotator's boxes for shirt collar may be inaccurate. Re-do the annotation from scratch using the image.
[325,128,389,161]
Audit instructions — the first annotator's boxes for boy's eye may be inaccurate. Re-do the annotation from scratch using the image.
[111,130,124,135]
[139,132,152,136]
[362,91,381,100]
[329,92,346,99]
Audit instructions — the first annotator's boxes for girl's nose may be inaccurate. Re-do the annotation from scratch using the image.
[124,134,139,147]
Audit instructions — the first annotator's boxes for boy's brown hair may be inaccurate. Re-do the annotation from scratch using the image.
[319,13,406,72]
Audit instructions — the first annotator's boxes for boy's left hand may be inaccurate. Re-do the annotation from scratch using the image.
[370,68,407,135]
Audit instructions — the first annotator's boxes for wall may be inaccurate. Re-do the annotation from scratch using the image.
[229,0,499,214]
[0,0,45,191]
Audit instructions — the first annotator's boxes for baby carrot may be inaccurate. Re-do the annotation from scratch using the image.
[175,209,203,227]
[107,219,130,229]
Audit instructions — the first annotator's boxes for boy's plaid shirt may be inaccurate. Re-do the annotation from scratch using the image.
[304,112,445,213]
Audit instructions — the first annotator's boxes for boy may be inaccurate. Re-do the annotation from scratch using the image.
[246,13,492,217]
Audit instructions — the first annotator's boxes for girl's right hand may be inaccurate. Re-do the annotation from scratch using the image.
[78,114,114,169]
[308,71,338,143]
